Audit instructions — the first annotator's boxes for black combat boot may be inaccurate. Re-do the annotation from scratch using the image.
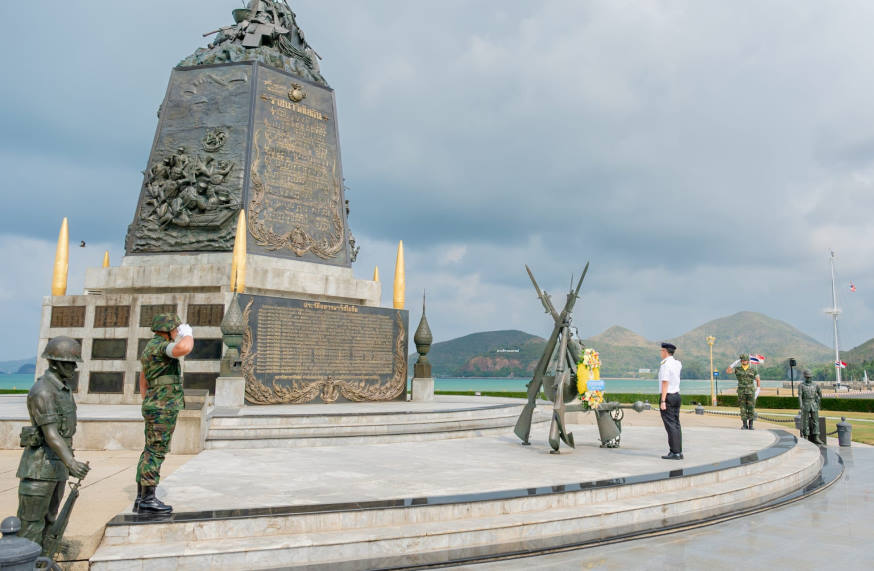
[133,482,142,511]
[137,486,173,514]
[748,420,754,430]
[742,419,748,429]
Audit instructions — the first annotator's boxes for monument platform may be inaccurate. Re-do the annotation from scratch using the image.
[89,413,827,570]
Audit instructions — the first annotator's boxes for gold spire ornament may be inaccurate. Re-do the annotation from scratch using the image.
[230,210,247,293]
[102,250,110,268]
[393,240,405,309]
[373,266,380,282]
[51,218,69,296]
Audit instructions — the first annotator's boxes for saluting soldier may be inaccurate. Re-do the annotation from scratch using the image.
[727,353,760,430]
[17,336,90,552]
[799,370,824,445]
[135,313,193,513]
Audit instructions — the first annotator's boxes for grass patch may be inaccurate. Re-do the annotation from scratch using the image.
[681,404,874,445]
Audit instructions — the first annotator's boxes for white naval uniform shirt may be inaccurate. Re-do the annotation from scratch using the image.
[658,355,682,393]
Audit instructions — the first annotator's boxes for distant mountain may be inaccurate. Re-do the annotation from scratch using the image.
[15,363,35,374]
[419,312,835,379]
[588,326,650,347]
[0,357,36,375]
[667,311,833,371]
[412,330,545,377]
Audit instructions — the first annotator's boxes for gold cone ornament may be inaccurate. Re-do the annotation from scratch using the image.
[102,250,110,268]
[51,218,69,296]
[393,241,405,309]
[373,266,380,282]
[230,210,247,293]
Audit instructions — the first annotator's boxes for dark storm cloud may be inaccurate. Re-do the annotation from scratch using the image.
[1,1,873,360]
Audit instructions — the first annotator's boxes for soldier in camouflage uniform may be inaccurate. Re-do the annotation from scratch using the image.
[135,313,194,513]
[799,369,824,445]
[726,354,760,429]
[17,336,90,552]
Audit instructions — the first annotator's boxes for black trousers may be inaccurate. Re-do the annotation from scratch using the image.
[660,392,682,453]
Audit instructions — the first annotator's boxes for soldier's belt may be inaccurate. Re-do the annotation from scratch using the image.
[150,375,181,387]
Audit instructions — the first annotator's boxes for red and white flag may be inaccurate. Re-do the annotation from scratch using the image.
[835,361,847,369]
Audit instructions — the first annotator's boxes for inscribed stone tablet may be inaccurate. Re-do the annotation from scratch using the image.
[239,295,407,404]
[246,66,349,266]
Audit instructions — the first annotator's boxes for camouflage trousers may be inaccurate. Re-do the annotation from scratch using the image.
[738,390,755,421]
[136,405,179,486]
[17,478,65,551]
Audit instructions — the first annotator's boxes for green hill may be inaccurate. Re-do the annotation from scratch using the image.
[666,311,833,376]
[418,312,835,380]
[416,330,546,377]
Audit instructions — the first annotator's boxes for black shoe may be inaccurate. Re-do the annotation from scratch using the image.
[661,453,684,460]
[742,419,748,429]
[748,420,754,430]
[133,482,142,512]
[137,486,172,514]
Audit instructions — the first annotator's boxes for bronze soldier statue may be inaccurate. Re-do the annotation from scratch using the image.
[17,336,90,552]
[799,369,824,445]
[135,313,194,513]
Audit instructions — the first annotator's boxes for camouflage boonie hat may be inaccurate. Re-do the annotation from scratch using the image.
[152,313,182,332]
[739,353,749,360]
[41,336,82,363]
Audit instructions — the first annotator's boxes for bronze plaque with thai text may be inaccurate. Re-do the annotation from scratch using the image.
[188,304,224,326]
[139,304,178,328]
[239,295,407,404]
[247,66,349,266]
[50,306,85,328]
[94,306,130,328]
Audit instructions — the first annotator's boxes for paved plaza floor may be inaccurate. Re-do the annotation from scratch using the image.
[454,447,874,570]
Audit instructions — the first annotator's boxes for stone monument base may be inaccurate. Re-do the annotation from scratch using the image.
[411,377,435,401]
[36,253,384,404]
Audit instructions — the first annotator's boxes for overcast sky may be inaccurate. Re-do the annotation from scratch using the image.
[1,0,872,361]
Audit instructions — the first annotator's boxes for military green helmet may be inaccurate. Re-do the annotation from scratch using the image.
[739,353,749,361]
[41,336,82,363]
[803,369,813,379]
[152,313,182,332]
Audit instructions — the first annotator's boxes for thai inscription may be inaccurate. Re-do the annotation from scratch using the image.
[240,296,407,404]
[254,304,393,379]
[248,67,347,264]
[50,306,85,328]
[188,304,224,326]
[139,304,177,328]
[94,306,130,328]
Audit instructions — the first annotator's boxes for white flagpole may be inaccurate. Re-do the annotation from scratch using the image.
[828,250,842,388]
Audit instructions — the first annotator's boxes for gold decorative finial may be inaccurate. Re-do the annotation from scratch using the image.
[51,218,69,296]
[230,210,247,293]
[373,266,380,282]
[102,250,110,268]
[393,240,405,309]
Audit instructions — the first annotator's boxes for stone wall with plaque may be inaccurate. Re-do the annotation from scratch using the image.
[240,294,407,404]
[125,61,351,267]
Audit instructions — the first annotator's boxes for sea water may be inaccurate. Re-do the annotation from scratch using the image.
[426,377,785,394]
[0,374,34,391]
[1,374,783,395]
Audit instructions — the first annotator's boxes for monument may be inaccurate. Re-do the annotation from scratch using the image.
[35,0,408,405]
